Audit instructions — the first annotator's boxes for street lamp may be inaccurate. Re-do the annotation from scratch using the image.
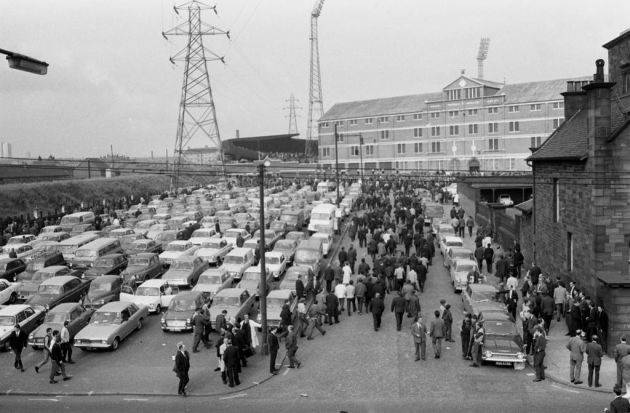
[257,158,271,356]
[0,48,48,75]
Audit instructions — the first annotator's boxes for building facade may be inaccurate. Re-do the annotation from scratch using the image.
[528,29,630,351]
[318,75,588,173]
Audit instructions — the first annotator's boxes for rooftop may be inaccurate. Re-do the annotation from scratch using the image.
[528,109,589,161]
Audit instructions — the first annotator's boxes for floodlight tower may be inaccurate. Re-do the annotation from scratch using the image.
[162,1,230,187]
[284,94,301,135]
[477,37,490,80]
[306,0,325,157]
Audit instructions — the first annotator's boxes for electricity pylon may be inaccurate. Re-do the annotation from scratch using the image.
[284,94,301,135]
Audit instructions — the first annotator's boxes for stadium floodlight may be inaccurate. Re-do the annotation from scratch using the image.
[0,48,48,75]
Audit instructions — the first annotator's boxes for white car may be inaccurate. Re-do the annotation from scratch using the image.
[194,238,233,265]
[498,194,514,206]
[264,251,287,278]
[450,259,479,292]
[440,235,463,257]
[0,304,46,350]
[0,243,35,260]
[0,279,21,305]
[223,228,251,247]
[6,235,37,246]
[119,279,179,314]
[159,240,199,266]
[189,228,218,246]
[192,267,233,298]
[311,232,333,257]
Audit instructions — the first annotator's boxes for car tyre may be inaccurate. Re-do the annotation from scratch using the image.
[8,292,17,304]
[137,320,143,331]
[111,338,120,351]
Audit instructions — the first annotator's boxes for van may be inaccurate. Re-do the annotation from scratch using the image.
[294,238,324,275]
[59,212,96,234]
[58,233,100,262]
[70,238,123,269]
[280,210,305,232]
[307,203,338,234]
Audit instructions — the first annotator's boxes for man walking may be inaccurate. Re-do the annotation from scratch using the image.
[411,316,427,361]
[173,342,190,396]
[442,304,454,342]
[325,289,339,325]
[8,324,26,372]
[223,339,241,387]
[613,336,630,388]
[532,329,546,381]
[567,330,587,385]
[371,292,385,331]
[192,308,207,353]
[285,325,301,369]
[355,279,367,315]
[483,244,494,275]
[346,280,356,316]
[554,282,567,322]
[49,330,71,384]
[429,310,445,359]
[60,321,74,363]
[35,328,53,373]
[391,291,406,331]
[586,335,603,387]
[268,328,280,375]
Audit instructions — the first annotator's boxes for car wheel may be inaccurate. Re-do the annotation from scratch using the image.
[111,338,120,351]
[80,347,91,352]
[8,292,17,304]
[137,320,143,331]
[156,304,162,314]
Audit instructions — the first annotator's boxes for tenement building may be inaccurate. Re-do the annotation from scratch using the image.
[318,74,589,173]
[528,29,630,351]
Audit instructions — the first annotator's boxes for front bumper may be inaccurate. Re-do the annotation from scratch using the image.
[482,353,525,365]
[74,340,111,349]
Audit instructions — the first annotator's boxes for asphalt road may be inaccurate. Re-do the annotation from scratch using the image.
[0,215,615,412]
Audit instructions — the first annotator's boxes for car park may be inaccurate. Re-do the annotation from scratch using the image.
[85,275,124,309]
[220,248,255,283]
[0,278,21,304]
[120,279,179,314]
[0,304,46,351]
[444,247,474,269]
[74,301,148,351]
[82,253,128,280]
[28,302,94,349]
[209,288,256,328]
[0,258,26,281]
[273,239,298,262]
[159,240,199,266]
[162,256,208,287]
[26,275,91,310]
[160,290,212,332]
[16,265,76,301]
[120,253,164,286]
[192,267,233,298]
[449,259,479,292]
[264,289,297,327]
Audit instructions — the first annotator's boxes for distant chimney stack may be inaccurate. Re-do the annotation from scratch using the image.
[562,81,588,120]
[594,59,605,82]
[236,129,240,139]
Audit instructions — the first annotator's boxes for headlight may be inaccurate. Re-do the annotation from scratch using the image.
[185,318,191,325]
[101,340,108,344]
[160,318,166,324]
[516,352,525,359]
[28,333,34,339]
[484,350,493,358]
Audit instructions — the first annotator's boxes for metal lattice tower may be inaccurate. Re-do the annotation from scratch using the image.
[284,94,301,135]
[476,37,490,80]
[162,1,229,187]
[306,0,325,157]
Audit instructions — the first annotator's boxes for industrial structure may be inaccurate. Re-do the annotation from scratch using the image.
[284,94,301,135]
[162,0,229,186]
[305,0,325,157]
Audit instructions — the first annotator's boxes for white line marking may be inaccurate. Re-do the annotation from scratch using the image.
[88,391,94,396]
[123,398,149,402]
[526,373,535,376]
[283,368,289,376]
[551,384,579,394]
[6,389,12,395]
[219,393,247,400]
[28,398,59,402]
[252,381,259,385]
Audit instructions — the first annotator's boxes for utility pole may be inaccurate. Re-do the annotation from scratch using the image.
[359,134,364,182]
[334,123,340,207]
[163,1,230,188]
[306,0,325,158]
[283,94,301,135]
[257,160,271,355]
[110,144,115,175]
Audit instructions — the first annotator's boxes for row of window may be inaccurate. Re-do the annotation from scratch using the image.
[325,138,508,157]
[445,87,482,101]
[319,102,565,128]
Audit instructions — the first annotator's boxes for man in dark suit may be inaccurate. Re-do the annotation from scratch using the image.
[49,330,71,384]
[232,327,248,368]
[285,325,301,369]
[609,385,630,413]
[483,244,494,275]
[8,324,26,372]
[586,335,603,387]
[325,290,339,325]
[173,342,190,396]
[532,329,546,381]
[541,293,555,333]
[371,292,385,331]
[411,316,427,361]
[613,336,630,388]
[215,310,227,333]
[268,328,280,375]
[295,274,305,300]
[429,310,445,358]
[391,291,406,331]
[223,339,241,387]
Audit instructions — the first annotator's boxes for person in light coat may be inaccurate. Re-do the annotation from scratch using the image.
[334,282,347,312]
[244,315,261,350]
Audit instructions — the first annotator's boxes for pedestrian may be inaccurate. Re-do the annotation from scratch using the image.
[223,339,241,387]
[324,265,335,293]
[495,255,508,283]
[596,305,609,353]
[357,258,370,277]
[429,310,445,359]
[305,301,326,340]
[173,342,190,396]
[613,336,630,388]
[567,330,586,385]
[394,264,405,291]
[8,324,26,372]
[334,282,346,312]
[532,329,546,382]
[554,282,567,322]
[483,244,494,275]
[295,274,305,300]
[60,321,74,363]
[232,326,249,367]
[35,328,53,373]
[338,247,348,269]
[466,216,474,238]
[49,330,71,384]
[470,321,485,367]
[285,325,301,369]
[506,285,518,320]
[586,335,603,388]
[411,315,427,361]
[608,385,630,413]
[442,304,454,342]
[474,245,485,273]
[417,261,427,293]
[215,309,228,333]
[355,278,367,315]
[346,280,356,316]
[371,292,385,331]
[460,313,472,359]
[268,328,280,375]
[407,290,420,319]
[325,290,339,325]
[391,291,406,331]
[348,245,357,273]
[192,309,206,352]
[541,292,555,333]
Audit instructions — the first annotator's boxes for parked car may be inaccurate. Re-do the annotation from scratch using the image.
[439,235,464,257]
[311,232,333,257]
[0,258,26,282]
[462,283,506,316]
[223,228,251,247]
[25,275,91,310]
[192,267,233,299]
[126,239,162,255]
[264,251,287,278]
[160,290,212,332]
[27,302,94,349]
[449,259,479,292]
[264,289,297,327]
[269,220,288,236]
[16,265,76,301]
[74,301,148,351]
[0,304,46,351]
[444,247,474,269]
[273,239,298,262]
[162,256,209,288]
[194,238,233,266]
[220,248,255,282]
[252,229,281,249]
[120,279,179,314]
[85,275,124,309]
[209,288,256,329]
[279,266,315,292]
[0,243,35,261]
[188,228,218,246]
[82,253,128,280]
[285,231,307,244]
[498,194,514,206]
[0,279,21,305]
[480,312,525,369]
[120,253,164,287]
[159,240,199,266]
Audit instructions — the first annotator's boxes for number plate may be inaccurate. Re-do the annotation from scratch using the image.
[496,362,512,366]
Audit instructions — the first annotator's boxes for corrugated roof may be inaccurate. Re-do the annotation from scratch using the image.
[514,199,533,214]
[527,109,589,161]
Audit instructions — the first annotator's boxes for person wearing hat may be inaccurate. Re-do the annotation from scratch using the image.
[566,329,587,385]
[586,335,603,387]
[173,342,190,396]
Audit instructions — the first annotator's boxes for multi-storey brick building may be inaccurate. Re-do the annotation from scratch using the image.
[528,29,630,350]
[318,74,588,173]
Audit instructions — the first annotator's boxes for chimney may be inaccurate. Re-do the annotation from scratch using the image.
[583,59,614,140]
[561,81,588,120]
[236,129,240,139]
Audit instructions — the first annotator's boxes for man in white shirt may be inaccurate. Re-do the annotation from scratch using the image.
[345,280,356,316]
[394,265,405,291]
[506,273,519,292]
[60,321,74,364]
[334,282,347,312]
[407,267,418,291]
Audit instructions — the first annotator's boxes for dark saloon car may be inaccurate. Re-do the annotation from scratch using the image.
[480,312,526,370]
[120,253,164,286]
[160,290,212,332]
[0,258,26,282]
[82,253,128,280]
[85,275,124,309]
[26,275,91,310]
[28,302,94,349]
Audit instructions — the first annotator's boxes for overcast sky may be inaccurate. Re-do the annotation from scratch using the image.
[1,0,629,159]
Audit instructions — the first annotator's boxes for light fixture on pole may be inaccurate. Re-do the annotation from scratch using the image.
[0,48,48,75]
[257,157,271,356]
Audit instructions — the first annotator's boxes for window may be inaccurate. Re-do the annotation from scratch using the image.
[449,125,459,136]
[396,115,405,122]
[413,128,423,138]
[468,109,478,115]
[468,124,479,134]
[379,130,390,140]
[431,142,441,153]
[488,107,499,114]
[397,143,406,154]
[508,105,519,112]
[413,113,422,120]
[567,232,573,271]
[530,136,543,148]
[448,111,459,118]
[350,145,360,156]
[321,122,329,127]
[430,112,440,119]
[414,142,422,153]
[552,102,564,109]
[464,88,481,99]
[337,133,344,142]
[553,178,560,223]
[530,104,542,111]
[377,116,389,123]
[321,148,331,157]
[488,122,499,133]
[431,126,440,136]
[624,73,630,94]
[336,121,344,126]
[488,138,499,151]
[365,118,373,124]
[446,89,461,101]
[349,119,357,125]
[508,121,520,132]
[553,118,563,129]
[364,145,374,155]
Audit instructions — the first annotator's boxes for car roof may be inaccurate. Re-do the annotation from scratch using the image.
[49,302,81,313]
[469,283,499,293]
[201,268,227,276]
[172,290,203,300]
[41,275,80,285]
[92,275,121,283]
[444,236,463,242]
[37,265,69,273]
[0,304,34,315]
[172,256,197,263]
[215,288,245,297]
[96,253,124,259]
[228,248,252,256]
[265,251,284,257]
[453,259,477,267]
[139,279,168,287]
[267,289,292,299]
[97,301,133,312]
[169,240,191,245]
[450,247,472,254]
[131,252,158,258]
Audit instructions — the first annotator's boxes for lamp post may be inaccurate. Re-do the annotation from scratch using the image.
[359,134,364,182]
[0,48,48,75]
[333,123,340,207]
[258,158,271,355]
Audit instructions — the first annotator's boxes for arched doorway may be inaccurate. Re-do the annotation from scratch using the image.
[468,157,480,173]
